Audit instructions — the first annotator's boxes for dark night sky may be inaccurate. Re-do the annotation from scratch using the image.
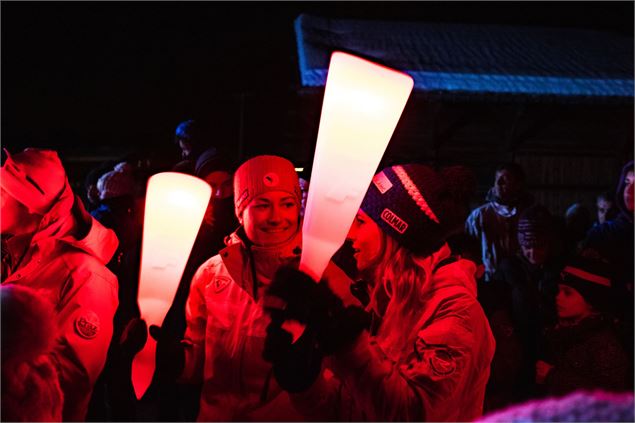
[2,2,633,162]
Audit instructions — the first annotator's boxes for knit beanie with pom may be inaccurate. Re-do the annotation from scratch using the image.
[360,164,475,256]
[97,162,136,200]
[233,155,301,218]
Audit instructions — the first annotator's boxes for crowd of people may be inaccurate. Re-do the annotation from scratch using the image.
[1,119,633,422]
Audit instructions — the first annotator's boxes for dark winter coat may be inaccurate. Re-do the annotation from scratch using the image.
[540,314,632,396]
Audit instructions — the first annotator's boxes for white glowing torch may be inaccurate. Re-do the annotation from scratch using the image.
[131,172,211,399]
[300,52,414,281]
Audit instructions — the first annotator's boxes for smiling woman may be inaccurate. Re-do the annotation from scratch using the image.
[241,191,299,247]
[261,163,496,421]
[144,154,317,421]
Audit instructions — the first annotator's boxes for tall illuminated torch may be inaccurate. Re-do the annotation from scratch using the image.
[300,52,414,281]
[131,172,211,399]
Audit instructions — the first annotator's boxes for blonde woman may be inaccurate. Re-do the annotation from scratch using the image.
[265,164,496,421]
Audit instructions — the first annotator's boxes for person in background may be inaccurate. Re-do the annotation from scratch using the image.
[1,148,119,421]
[147,147,239,421]
[583,160,634,295]
[536,257,632,397]
[172,119,211,174]
[86,161,144,421]
[92,161,142,333]
[466,162,534,282]
[485,205,562,411]
[264,164,495,421]
[582,160,634,357]
[1,284,63,422]
[83,161,114,213]
[594,191,618,226]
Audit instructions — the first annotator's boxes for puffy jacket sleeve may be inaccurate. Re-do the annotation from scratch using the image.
[180,261,209,383]
[50,265,118,421]
[329,308,480,421]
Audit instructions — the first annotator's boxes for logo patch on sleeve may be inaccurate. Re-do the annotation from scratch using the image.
[75,311,100,339]
[372,171,393,194]
[212,277,231,293]
[380,208,408,234]
[429,349,456,376]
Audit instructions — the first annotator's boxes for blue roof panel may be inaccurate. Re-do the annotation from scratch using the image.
[295,14,634,99]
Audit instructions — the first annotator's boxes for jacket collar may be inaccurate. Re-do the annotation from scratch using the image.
[3,185,118,283]
[220,226,302,294]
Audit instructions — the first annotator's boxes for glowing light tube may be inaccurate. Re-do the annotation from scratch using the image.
[131,172,211,399]
[300,52,414,281]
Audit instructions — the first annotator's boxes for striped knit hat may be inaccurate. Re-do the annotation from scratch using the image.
[233,155,301,218]
[361,164,475,256]
[560,256,612,311]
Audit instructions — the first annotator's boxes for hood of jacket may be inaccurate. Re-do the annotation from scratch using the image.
[415,243,479,299]
[29,181,118,266]
[615,160,634,223]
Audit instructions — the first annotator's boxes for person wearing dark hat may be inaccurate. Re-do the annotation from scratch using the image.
[262,164,496,421]
[146,147,239,421]
[466,162,534,282]
[84,161,144,421]
[582,161,634,358]
[144,155,355,421]
[1,148,119,421]
[171,119,213,174]
[536,256,632,397]
[583,160,634,298]
[594,191,618,227]
[484,204,562,410]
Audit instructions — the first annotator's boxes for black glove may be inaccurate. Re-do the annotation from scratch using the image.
[149,325,185,382]
[119,317,148,358]
[265,266,371,356]
[262,310,323,393]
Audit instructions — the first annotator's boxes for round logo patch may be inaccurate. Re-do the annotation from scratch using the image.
[75,310,100,339]
[429,349,456,376]
[263,172,279,187]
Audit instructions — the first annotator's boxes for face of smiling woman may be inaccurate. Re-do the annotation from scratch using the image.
[239,190,300,247]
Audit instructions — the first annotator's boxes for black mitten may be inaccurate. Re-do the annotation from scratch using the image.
[149,325,185,382]
[262,312,323,393]
[266,266,371,356]
[265,266,320,323]
[119,317,147,359]
[318,304,371,355]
